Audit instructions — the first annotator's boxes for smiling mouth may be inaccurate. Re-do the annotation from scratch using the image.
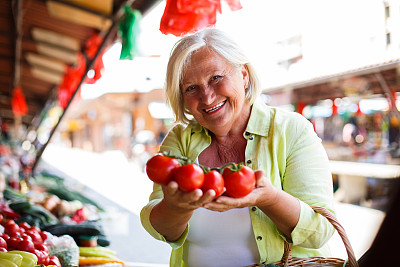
[203,100,227,113]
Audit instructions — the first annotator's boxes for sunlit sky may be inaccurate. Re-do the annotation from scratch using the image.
[81,0,388,100]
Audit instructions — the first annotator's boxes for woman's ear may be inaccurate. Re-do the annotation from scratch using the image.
[241,65,250,88]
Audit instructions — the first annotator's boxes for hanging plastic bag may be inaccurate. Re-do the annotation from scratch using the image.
[119,6,142,60]
[85,51,105,84]
[85,32,103,60]
[224,0,242,11]
[11,86,28,116]
[177,0,221,14]
[160,0,219,37]
[160,0,242,37]
[58,53,85,109]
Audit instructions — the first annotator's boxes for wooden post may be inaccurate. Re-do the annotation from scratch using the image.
[12,0,23,138]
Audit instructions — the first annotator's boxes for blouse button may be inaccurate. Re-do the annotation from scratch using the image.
[248,136,254,140]
[252,207,257,212]
[246,160,252,164]
[257,236,262,241]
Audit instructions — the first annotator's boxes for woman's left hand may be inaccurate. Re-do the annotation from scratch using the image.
[203,170,278,212]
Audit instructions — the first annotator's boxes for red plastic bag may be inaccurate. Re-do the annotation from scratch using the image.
[225,0,242,11]
[177,0,221,14]
[85,51,104,84]
[160,0,242,36]
[85,32,103,60]
[58,53,86,109]
[11,86,28,116]
[160,0,219,36]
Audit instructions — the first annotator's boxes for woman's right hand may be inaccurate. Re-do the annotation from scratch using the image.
[150,180,216,242]
[162,180,216,211]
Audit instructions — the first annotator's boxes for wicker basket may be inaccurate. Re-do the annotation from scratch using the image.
[250,206,359,267]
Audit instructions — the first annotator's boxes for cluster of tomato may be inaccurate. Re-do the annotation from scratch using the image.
[146,153,256,198]
[0,214,61,266]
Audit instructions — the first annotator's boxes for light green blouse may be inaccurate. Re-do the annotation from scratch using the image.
[140,98,335,266]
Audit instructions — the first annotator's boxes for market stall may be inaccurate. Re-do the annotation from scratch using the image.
[264,59,400,211]
[1,1,162,266]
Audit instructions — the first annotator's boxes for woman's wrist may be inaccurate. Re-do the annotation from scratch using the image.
[255,182,280,209]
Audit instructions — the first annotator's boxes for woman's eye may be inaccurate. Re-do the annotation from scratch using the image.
[185,85,196,92]
[211,75,221,81]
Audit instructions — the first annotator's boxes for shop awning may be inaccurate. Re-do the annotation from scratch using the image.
[263,58,400,106]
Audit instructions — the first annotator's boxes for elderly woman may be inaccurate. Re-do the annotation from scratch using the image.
[140,28,335,267]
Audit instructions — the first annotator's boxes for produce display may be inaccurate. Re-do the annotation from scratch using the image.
[0,142,126,267]
[146,152,256,198]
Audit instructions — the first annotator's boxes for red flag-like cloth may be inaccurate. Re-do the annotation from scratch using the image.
[11,86,28,116]
[84,32,104,84]
[160,0,242,37]
[58,53,86,109]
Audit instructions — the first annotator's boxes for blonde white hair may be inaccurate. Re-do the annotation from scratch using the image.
[165,28,261,124]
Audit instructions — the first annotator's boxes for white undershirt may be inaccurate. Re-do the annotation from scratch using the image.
[183,207,260,267]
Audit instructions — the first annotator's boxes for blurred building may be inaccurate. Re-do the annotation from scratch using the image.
[56,88,171,158]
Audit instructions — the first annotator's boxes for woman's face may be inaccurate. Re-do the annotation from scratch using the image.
[180,48,250,136]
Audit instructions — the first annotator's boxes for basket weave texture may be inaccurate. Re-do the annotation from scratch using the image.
[250,206,359,267]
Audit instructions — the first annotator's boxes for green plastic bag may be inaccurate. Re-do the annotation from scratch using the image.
[119,5,142,60]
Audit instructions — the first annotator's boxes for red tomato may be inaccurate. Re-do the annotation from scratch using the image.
[20,233,32,241]
[17,238,35,252]
[48,255,61,267]
[3,219,16,227]
[0,213,3,224]
[1,234,10,242]
[146,154,180,185]
[7,236,22,250]
[173,163,205,192]
[222,164,256,198]
[35,249,50,265]
[201,170,225,197]
[39,231,50,242]
[4,223,20,236]
[18,222,31,231]
[25,230,43,244]
[0,236,7,249]
[34,243,49,253]
[0,247,7,252]
[29,226,41,233]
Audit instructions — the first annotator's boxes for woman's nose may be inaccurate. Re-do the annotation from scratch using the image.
[200,86,215,105]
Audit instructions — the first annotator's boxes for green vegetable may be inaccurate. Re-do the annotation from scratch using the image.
[10,200,58,228]
[0,251,23,266]
[43,222,103,237]
[47,187,103,212]
[3,187,28,202]
[78,246,117,259]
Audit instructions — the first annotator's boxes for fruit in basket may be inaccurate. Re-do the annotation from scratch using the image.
[146,154,180,185]
[222,163,255,198]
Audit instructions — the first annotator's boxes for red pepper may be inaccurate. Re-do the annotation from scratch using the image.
[0,203,20,220]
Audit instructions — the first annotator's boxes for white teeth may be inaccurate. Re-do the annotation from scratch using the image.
[204,101,226,113]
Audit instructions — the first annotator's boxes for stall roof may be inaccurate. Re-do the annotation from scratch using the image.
[263,58,400,105]
[0,0,160,127]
